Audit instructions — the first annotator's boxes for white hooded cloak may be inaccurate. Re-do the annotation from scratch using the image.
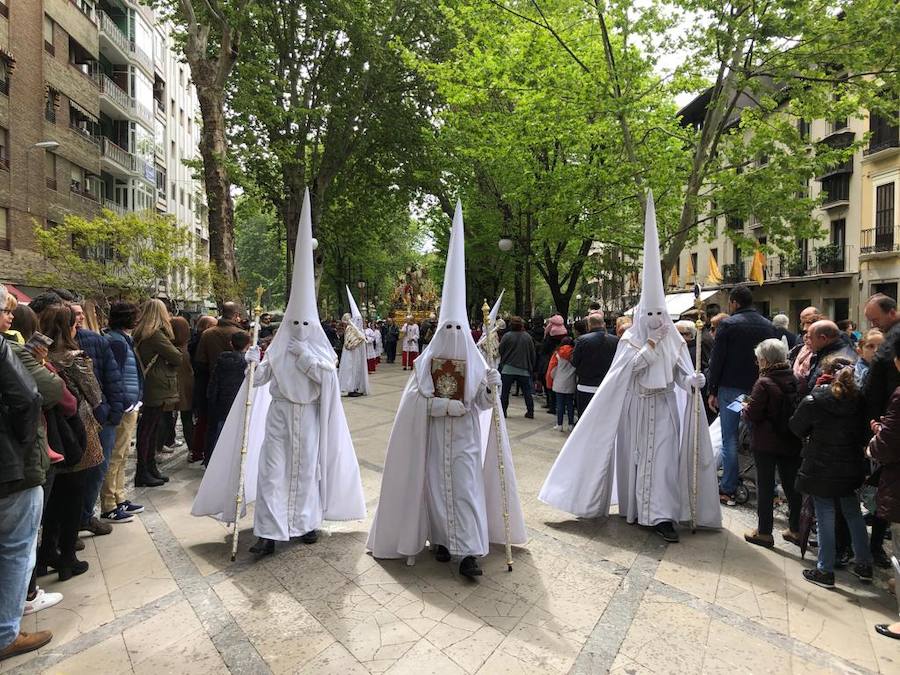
[538,191,721,529]
[367,202,527,559]
[192,189,366,538]
[338,287,370,395]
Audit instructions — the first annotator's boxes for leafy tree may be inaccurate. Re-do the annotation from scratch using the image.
[234,197,286,310]
[150,0,247,296]
[30,210,211,310]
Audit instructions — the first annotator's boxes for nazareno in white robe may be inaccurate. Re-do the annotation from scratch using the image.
[367,330,527,560]
[365,328,379,360]
[538,328,721,529]
[338,321,369,395]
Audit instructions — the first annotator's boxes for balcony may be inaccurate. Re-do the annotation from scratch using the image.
[134,101,154,128]
[861,226,900,255]
[765,245,853,278]
[70,0,97,24]
[98,11,153,75]
[722,262,745,285]
[70,181,99,203]
[103,199,126,217]
[99,74,132,115]
[865,114,899,157]
[69,120,101,147]
[101,137,135,173]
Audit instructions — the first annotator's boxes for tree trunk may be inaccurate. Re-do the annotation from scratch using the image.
[195,86,237,300]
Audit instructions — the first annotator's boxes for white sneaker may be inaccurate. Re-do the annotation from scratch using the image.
[23,588,63,615]
[553,424,565,432]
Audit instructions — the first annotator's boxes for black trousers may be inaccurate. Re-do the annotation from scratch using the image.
[753,451,801,535]
[39,469,86,563]
[385,341,397,363]
[500,373,533,415]
[162,410,194,453]
[576,390,595,417]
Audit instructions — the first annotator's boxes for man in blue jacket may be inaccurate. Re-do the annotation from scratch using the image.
[71,301,126,536]
[707,285,777,504]
[571,313,619,416]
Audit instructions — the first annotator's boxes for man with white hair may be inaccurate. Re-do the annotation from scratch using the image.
[572,312,619,416]
[772,313,798,348]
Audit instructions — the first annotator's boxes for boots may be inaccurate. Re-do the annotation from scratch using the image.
[135,459,164,488]
[147,453,169,483]
[249,537,275,558]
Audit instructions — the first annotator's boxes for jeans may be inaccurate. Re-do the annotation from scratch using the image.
[753,452,801,535]
[556,392,575,426]
[0,486,43,649]
[717,386,746,495]
[81,422,118,523]
[500,373,534,416]
[813,495,873,573]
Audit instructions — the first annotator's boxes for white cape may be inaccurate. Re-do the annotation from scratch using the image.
[538,337,721,528]
[366,374,527,559]
[191,367,366,525]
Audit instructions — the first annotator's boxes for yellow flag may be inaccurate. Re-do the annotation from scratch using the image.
[707,256,723,285]
[686,255,695,282]
[749,250,766,285]
[669,265,679,288]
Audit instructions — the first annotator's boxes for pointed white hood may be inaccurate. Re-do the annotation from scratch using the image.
[345,285,364,329]
[489,290,504,324]
[264,189,335,400]
[413,200,487,403]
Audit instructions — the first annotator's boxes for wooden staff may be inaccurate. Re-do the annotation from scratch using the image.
[230,286,265,561]
[483,300,513,571]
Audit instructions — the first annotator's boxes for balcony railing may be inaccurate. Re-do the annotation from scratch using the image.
[722,262,745,285]
[861,226,900,254]
[100,74,131,112]
[103,199,126,217]
[133,45,153,74]
[70,0,97,24]
[154,99,166,120]
[101,137,135,172]
[98,11,131,57]
[134,101,154,127]
[70,121,101,146]
[764,245,852,278]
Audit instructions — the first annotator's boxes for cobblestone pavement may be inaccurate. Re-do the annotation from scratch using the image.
[3,362,898,674]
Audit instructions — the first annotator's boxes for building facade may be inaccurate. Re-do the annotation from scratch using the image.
[675,97,899,330]
[0,0,208,306]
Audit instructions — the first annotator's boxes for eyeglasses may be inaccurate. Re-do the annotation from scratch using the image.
[1,308,13,315]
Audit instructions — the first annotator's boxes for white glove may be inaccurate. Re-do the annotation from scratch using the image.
[486,368,502,387]
[288,338,305,356]
[447,400,466,417]
[318,358,336,372]
[688,372,706,389]
[246,346,261,365]
[649,323,669,344]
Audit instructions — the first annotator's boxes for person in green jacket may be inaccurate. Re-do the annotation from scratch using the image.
[133,299,182,487]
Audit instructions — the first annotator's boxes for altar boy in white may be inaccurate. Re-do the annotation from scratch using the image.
[538,191,721,542]
[192,189,366,556]
[367,202,526,578]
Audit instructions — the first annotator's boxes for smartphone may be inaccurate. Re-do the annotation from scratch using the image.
[25,331,53,351]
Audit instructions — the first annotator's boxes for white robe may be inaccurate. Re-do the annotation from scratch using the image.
[367,366,527,559]
[338,337,369,394]
[365,328,379,360]
[401,323,420,353]
[538,332,721,529]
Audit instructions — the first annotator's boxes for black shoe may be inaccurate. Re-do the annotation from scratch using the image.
[875,624,900,640]
[835,550,851,569]
[655,521,680,543]
[803,568,835,588]
[134,470,164,488]
[249,537,275,557]
[300,530,318,544]
[148,459,169,483]
[434,545,451,563]
[852,563,874,583]
[348,392,363,398]
[873,548,892,569]
[524,411,534,419]
[80,516,112,536]
[74,537,85,552]
[459,556,482,578]
[56,558,89,582]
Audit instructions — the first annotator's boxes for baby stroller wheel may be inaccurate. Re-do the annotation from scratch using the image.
[734,484,750,505]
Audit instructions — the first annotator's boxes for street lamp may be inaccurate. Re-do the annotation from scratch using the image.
[26,140,61,214]
[498,237,514,252]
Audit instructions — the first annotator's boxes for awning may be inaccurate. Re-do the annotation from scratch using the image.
[5,284,32,303]
[626,290,718,320]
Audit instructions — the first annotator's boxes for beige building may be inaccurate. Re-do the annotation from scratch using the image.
[676,98,899,330]
[0,0,208,307]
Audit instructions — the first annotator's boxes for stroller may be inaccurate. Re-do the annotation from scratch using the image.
[709,416,756,505]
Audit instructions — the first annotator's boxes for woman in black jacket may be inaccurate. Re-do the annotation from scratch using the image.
[742,338,802,549]
[790,356,872,588]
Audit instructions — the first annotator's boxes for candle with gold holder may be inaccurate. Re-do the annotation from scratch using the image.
[230,285,266,561]
[483,299,514,572]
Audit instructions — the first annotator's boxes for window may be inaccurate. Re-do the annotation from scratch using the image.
[0,1,8,19]
[690,252,698,279]
[832,117,848,133]
[70,164,85,194]
[170,98,175,118]
[710,248,718,265]
[875,182,896,250]
[821,173,850,204]
[0,126,7,169]
[869,109,899,154]
[171,181,176,199]
[0,57,9,96]
[828,218,846,272]
[179,68,184,86]
[170,139,175,158]
[179,108,184,127]
[798,119,810,140]
[44,88,58,123]
[0,207,8,250]
[179,188,184,205]
[726,215,743,230]
[43,15,54,55]
[188,193,192,209]
[45,152,57,190]
[187,117,191,134]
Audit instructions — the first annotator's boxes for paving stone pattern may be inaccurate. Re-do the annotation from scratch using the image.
[3,363,898,674]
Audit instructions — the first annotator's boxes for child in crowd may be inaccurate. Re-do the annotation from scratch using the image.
[854,328,884,386]
[206,331,251,454]
[549,337,577,432]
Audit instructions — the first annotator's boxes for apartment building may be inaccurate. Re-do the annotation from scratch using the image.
[0,0,208,307]
[675,93,900,330]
